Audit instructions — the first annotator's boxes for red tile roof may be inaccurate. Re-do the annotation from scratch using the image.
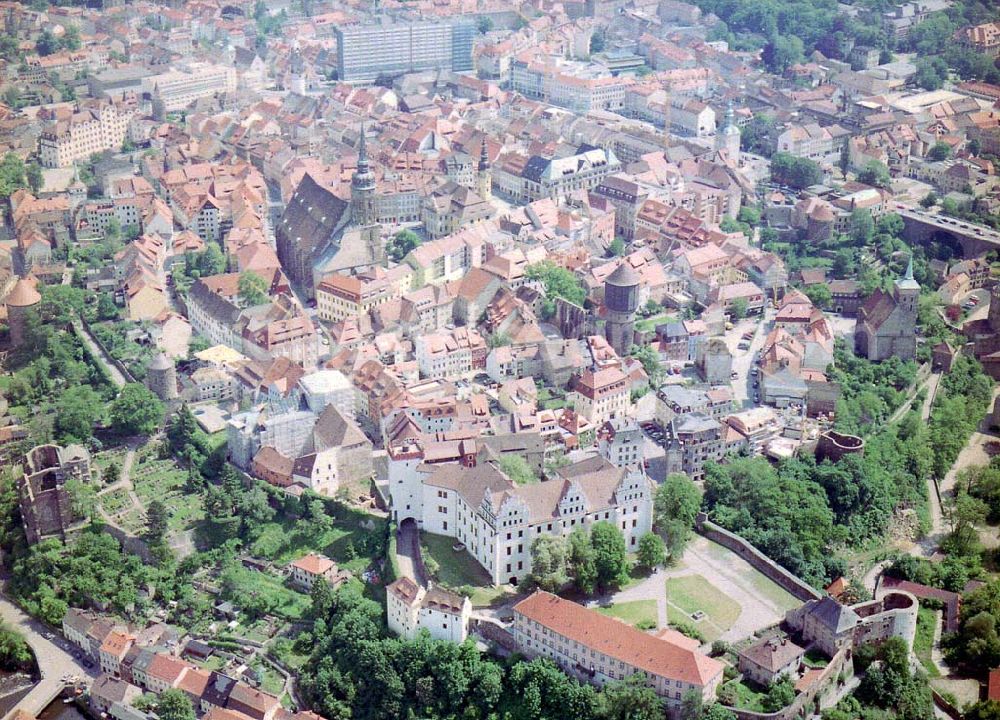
[514,591,724,686]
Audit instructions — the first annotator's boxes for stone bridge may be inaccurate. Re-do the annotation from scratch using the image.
[0,595,97,720]
[896,203,1000,257]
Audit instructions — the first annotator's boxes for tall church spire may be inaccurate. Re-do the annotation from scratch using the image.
[904,254,914,282]
[351,123,377,227]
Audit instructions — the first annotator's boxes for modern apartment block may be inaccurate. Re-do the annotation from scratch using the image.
[335,20,475,84]
[143,62,237,113]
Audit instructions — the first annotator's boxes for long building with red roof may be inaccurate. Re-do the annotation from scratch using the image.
[512,591,725,708]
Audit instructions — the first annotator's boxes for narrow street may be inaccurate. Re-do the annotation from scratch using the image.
[72,318,127,389]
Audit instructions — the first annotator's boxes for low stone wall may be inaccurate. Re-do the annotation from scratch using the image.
[695,514,821,603]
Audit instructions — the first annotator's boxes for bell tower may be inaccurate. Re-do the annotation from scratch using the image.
[351,124,377,226]
[477,139,492,201]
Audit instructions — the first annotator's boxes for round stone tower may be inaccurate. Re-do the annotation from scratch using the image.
[604,262,639,355]
[5,276,41,348]
[988,282,1000,334]
[146,352,178,401]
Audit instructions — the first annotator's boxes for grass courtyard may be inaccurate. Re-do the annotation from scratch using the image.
[915,606,941,678]
[666,574,741,642]
[596,600,658,629]
[420,532,512,607]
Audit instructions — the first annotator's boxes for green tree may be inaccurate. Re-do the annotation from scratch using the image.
[146,499,169,542]
[914,56,948,90]
[529,535,569,592]
[97,293,119,321]
[589,32,605,54]
[857,160,892,189]
[770,152,822,189]
[196,244,225,276]
[654,474,700,559]
[65,479,96,520]
[238,270,269,307]
[499,455,537,485]
[35,29,59,56]
[569,527,597,594]
[702,704,737,720]
[600,674,663,720]
[156,689,196,720]
[590,521,629,590]
[928,142,952,161]
[54,385,102,444]
[526,261,587,318]
[803,284,832,308]
[387,229,421,263]
[850,209,875,245]
[630,344,664,385]
[762,35,804,73]
[0,153,27,199]
[25,162,42,193]
[109,383,164,436]
[0,623,33,671]
[636,532,666,571]
[730,298,748,319]
[762,678,795,712]
[476,16,493,33]
[965,701,1000,720]
[609,237,626,256]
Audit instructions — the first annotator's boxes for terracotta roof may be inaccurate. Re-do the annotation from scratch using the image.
[5,277,41,307]
[514,591,724,686]
[291,553,335,576]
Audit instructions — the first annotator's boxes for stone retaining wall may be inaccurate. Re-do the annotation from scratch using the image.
[695,514,821,603]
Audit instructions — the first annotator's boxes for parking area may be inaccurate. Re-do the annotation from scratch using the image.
[721,309,774,408]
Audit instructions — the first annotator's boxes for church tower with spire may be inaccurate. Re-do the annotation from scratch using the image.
[351,125,383,264]
[716,101,741,161]
[351,126,377,226]
[477,139,492,201]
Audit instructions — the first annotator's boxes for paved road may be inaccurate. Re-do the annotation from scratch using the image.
[395,521,427,586]
[0,593,97,720]
[72,319,127,389]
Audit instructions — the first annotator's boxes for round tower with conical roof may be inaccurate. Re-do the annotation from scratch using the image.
[5,276,41,348]
[604,262,639,355]
[146,352,178,401]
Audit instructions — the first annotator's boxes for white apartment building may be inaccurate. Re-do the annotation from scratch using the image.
[144,62,237,112]
[39,100,135,168]
[391,455,653,586]
[414,327,486,379]
[386,577,472,643]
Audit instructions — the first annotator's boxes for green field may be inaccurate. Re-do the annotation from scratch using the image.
[666,574,741,641]
[420,532,511,607]
[596,600,658,629]
[699,540,800,612]
[915,606,941,678]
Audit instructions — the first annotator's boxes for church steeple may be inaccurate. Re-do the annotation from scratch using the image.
[351,123,377,226]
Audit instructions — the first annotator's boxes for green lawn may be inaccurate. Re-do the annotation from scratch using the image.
[802,648,828,669]
[666,575,741,631]
[199,656,226,671]
[245,571,311,621]
[915,606,941,678]
[699,540,800,613]
[597,600,658,629]
[420,532,511,607]
[635,313,676,333]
